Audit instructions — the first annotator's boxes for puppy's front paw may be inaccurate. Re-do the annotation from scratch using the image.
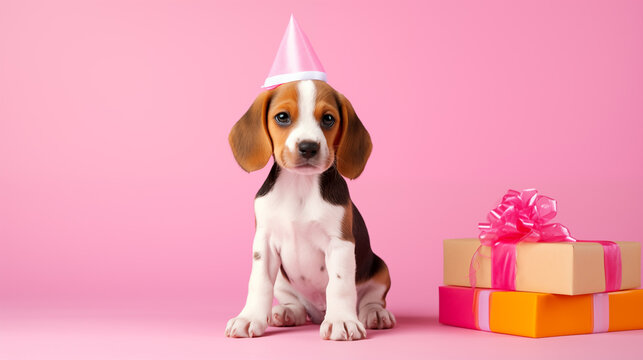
[319,318,366,341]
[225,316,268,338]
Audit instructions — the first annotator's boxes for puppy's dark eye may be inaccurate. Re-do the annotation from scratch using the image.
[274,112,291,126]
[321,114,335,128]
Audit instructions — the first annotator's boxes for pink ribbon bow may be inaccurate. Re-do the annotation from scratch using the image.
[470,189,622,292]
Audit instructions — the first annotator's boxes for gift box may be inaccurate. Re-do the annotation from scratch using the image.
[439,286,643,337]
[444,237,641,295]
[444,189,641,295]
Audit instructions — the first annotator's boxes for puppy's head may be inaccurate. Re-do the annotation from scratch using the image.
[229,80,372,179]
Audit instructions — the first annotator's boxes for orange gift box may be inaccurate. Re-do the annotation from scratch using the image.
[439,286,643,337]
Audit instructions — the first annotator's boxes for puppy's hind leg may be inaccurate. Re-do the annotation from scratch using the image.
[270,271,307,327]
[357,263,396,330]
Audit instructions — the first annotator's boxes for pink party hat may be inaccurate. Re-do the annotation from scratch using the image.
[262,15,327,88]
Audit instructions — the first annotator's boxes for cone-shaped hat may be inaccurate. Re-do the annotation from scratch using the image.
[262,15,326,88]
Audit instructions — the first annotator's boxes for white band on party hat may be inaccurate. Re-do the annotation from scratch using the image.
[262,15,327,88]
[263,71,327,89]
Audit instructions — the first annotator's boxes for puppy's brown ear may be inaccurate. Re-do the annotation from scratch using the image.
[229,91,273,172]
[336,93,372,179]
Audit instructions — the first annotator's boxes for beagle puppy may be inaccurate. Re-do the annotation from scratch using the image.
[225,80,394,341]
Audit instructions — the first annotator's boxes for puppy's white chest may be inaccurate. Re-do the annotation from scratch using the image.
[254,172,345,306]
[255,172,344,239]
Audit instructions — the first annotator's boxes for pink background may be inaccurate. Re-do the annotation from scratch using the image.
[1,0,642,358]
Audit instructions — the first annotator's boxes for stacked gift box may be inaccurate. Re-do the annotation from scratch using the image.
[439,190,643,338]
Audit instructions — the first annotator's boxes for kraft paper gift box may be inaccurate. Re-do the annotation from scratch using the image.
[439,286,643,338]
[445,189,641,295]
[443,238,641,295]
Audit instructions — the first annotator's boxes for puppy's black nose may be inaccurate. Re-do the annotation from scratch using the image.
[298,141,320,159]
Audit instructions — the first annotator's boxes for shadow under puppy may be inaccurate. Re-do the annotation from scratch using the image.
[226,80,394,341]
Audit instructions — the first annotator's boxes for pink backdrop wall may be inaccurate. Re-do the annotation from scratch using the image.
[1,0,642,318]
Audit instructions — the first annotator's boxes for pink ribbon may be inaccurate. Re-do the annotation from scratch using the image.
[470,189,622,292]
